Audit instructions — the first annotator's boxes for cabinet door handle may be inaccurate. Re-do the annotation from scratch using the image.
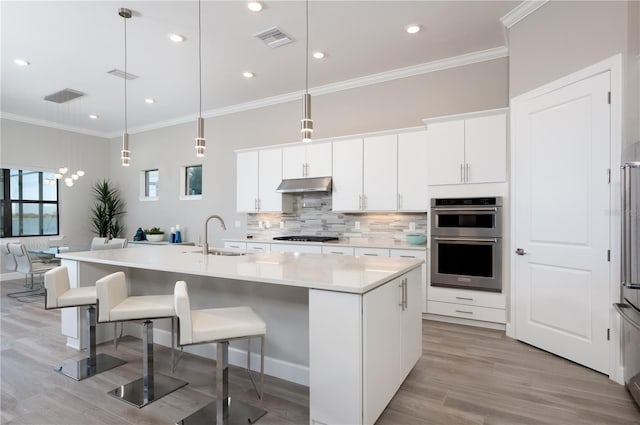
[363,195,367,210]
[465,163,470,183]
[400,255,415,258]
[254,199,258,211]
[455,310,474,315]
[455,296,474,301]
[359,195,362,209]
[363,253,378,256]
[403,278,408,309]
[302,163,306,177]
[399,281,404,309]
[460,164,464,183]
[330,251,344,255]
[398,193,402,209]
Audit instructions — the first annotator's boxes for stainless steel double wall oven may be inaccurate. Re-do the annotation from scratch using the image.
[430,197,503,292]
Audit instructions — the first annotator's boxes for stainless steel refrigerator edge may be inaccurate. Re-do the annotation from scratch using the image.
[614,141,640,408]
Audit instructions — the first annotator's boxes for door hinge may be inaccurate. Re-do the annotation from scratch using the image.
[607,328,610,341]
[607,168,611,184]
[607,92,611,104]
[607,249,611,262]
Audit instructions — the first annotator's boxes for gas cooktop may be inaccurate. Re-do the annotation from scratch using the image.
[273,236,339,243]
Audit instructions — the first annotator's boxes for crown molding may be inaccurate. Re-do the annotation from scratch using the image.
[500,0,549,29]
[3,46,509,139]
[114,46,508,138]
[0,112,108,138]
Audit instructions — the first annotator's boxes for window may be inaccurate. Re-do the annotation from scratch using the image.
[1,168,59,237]
[180,165,202,200]
[145,169,159,197]
[139,169,159,201]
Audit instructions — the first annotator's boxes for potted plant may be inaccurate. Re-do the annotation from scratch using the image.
[145,227,165,242]
[91,179,126,238]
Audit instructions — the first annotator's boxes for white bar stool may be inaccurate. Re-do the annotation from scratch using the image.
[96,271,187,408]
[44,266,126,380]
[174,280,267,425]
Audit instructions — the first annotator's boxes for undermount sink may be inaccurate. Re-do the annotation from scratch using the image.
[193,249,246,256]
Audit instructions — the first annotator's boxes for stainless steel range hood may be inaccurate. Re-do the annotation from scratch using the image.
[276,176,332,193]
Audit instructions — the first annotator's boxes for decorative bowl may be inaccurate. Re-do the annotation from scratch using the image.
[406,234,427,245]
[146,234,164,242]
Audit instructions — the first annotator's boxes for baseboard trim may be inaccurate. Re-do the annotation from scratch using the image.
[124,322,310,387]
[424,313,506,331]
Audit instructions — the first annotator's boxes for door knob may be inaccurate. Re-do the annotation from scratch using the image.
[515,248,527,256]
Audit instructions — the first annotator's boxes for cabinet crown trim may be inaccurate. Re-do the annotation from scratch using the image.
[422,107,509,127]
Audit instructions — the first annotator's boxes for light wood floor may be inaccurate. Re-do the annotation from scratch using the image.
[1,278,639,425]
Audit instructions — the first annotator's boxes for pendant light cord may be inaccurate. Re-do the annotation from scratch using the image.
[123,13,128,132]
[198,0,202,118]
[305,0,309,95]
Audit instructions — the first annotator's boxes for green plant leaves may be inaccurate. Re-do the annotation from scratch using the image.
[90,179,126,238]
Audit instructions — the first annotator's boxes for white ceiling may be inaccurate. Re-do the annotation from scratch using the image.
[1,1,518,138]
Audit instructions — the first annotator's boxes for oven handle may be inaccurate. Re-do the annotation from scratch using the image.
[433,237,498,243]
[614,303,640,331]
[432,207,498,212]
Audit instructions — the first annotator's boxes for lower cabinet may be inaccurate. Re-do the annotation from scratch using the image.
[363,268,422,424]
[427,286,506,323]
[270,243,321,254]
[309,267,422,425]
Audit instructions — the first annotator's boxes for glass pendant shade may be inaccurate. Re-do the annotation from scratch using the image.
[121,132,131,166]
[195,117,206,157]
[301,93,313,143]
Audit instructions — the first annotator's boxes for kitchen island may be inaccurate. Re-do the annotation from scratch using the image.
[57,245,423,425]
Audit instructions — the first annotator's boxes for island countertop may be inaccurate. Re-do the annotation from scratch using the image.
[57,244,422,294]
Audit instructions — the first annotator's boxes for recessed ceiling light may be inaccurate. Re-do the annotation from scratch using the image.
[247,2,263,12]
[14,58,30,66]
[312,51,325,59]
[242,71,255,78]
[406,25,421,34]
[145,98,155,104]
[169,33,185,43]
[89,114,99,119]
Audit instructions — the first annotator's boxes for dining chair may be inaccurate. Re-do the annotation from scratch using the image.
[7,242,58,300]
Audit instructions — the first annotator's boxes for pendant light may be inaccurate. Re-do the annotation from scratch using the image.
[301,0,313,143]
[194,0,206,157]
[119,7,132,166]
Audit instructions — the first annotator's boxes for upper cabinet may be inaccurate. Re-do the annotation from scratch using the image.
[333,135,397,212]
[236,148,293,213]
[397,130,428,211]
[333,131,428,212]
[425,108,507,185]
[282,142,332,179]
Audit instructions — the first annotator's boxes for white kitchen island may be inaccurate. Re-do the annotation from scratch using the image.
[57,245,423,425]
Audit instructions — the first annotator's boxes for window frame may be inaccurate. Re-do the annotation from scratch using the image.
[139,169,160,201]
[179,164,203,201]
[1,168,60,238]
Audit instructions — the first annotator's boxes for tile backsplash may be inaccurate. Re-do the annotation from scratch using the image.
[247,193,427,243]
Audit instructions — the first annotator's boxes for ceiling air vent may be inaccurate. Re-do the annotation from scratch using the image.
[107,68,139,80]
[254,26,294,48]
[44,88,86,104]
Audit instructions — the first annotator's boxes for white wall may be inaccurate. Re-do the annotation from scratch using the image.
[0,119,110,249]
[508,0,639,148]
[107,57,509,248]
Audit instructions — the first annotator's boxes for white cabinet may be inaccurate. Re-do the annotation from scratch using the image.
[426,109,507,185]
[363,135,398,211]
[246,242,270,252]
[282,142,332,179]
[332,135,398,212]
[223,241,247,250]
[270,243,321,254]
[236,148,293,213]
[363,267,422,424]
[355,247,390,257]
[427,286,506,323]
[332,138,363,211]
[397,131,428,211]
[321,245,355,256]
[390,248,427,313]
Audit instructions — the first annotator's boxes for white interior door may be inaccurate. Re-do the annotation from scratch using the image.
[512,71,611,374]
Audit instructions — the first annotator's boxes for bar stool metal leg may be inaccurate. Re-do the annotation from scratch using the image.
[55,306,126,381]
[176,341,267,425]
[109,320,187,408]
